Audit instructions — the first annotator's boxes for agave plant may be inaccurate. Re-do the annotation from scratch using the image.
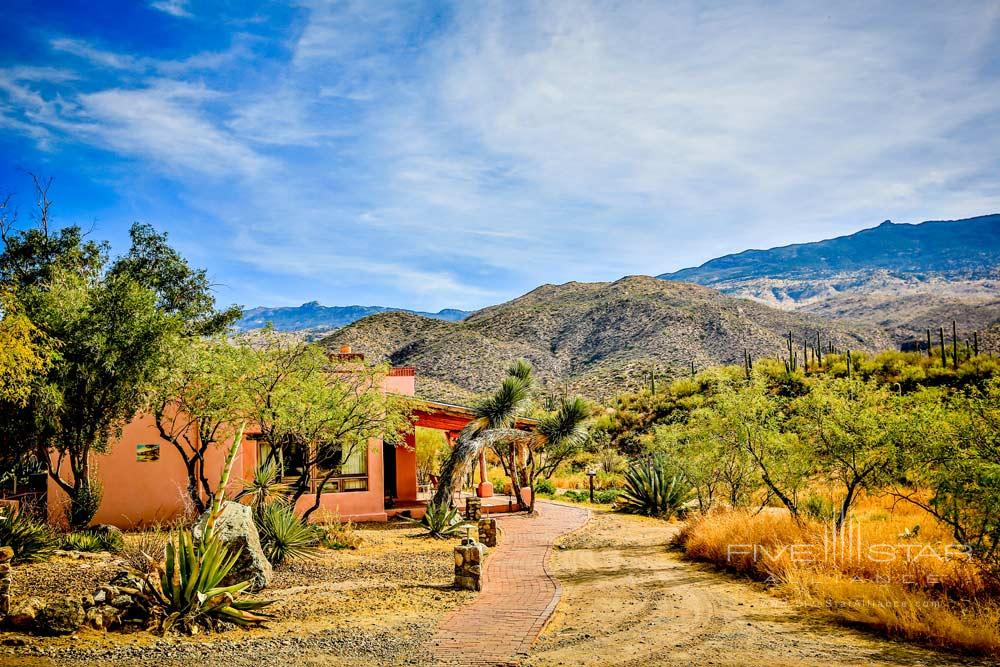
[406,501,469,539]
[618,459,692,518]
[0,511,57,563]
[155,530,272,633]
[255,501,320,565]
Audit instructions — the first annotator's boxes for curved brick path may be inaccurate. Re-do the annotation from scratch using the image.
[430,502,590,666]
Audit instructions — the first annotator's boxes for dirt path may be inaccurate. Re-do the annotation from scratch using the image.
[526,509,989,667]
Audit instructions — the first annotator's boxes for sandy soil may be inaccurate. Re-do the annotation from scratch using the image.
[526,510,990,667]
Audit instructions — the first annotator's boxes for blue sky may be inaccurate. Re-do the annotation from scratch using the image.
[1,1,999,312]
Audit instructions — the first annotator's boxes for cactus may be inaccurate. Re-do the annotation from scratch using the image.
[816,332,822,367]
[939,327,946,368]
[952,320,959,370]
[846,350,853,379]
[974,331,980,357]
[784,331,798,373]
[926,329,932,358]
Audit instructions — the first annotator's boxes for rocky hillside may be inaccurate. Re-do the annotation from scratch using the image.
[659,215,1000,346]
[235,301,469,338]
[322,276,892,402]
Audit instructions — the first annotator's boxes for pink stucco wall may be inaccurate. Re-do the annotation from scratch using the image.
[47,368,417,528]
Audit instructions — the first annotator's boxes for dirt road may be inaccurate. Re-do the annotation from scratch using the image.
[526,510,988,667]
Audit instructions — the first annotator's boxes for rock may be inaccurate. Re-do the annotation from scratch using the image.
[37,598,85,635]
[109,571,146,594]
[6,597,45,630]
[192,502,272,592]
[454,538,485,591]
[84,606,106,631]
[0,547,13,563]
[110,595,132,609]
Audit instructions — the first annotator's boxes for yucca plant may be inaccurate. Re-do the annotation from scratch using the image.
[618,459,692,518]
[155,529,272,633]
[255,502,320,565]
[236,461,290,516]
[406,501,469,539]
[0,511,58,563]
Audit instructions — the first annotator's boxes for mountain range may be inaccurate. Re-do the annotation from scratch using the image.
[658,214,1000,346]
[320,276,891,402]
[235,302,470,338]
[240,214,1000,401]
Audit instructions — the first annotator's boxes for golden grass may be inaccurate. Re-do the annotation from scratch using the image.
[677,494,1000,655]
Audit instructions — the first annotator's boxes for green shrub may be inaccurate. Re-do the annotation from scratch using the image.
[60,531,104,552]
[60,528,124,553]
[65,481,103,530]
[563,490,588,503]
[803,495,837,522]
[490,476,508,493]
[619,459,692,518]
[594,488,622,504]
[534,478,557,495]
[405,501,469,539]
[0,511,57,563]
[255,502,320,565]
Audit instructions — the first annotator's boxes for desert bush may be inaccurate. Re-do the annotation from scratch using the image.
[619,459,691,518]
[60,531,104,552]
[313,511,362,550]
[406,501,468,539]
[121,526,169,573]
[595,488,621,504]
[534,478,557,495]
[0,511,57,562]
[65,480,103,529]
[803,495,837,522]
[255,502,320,565]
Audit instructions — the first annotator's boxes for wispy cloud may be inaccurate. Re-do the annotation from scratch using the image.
[149,0,192,19]
[1,1,999,310]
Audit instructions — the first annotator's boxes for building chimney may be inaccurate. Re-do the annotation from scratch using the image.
[340,345,352,354]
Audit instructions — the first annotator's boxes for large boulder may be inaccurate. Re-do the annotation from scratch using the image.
[37,598,84,635]
[192,502,272,592]
[5,597,45,631]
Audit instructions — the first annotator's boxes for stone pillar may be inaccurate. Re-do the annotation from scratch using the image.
[477,518,501,547]
[454,537,485,591]
[0,546,13,615]
[465,497,482,521]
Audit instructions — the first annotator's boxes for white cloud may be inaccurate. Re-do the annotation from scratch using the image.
[149,0,192,19]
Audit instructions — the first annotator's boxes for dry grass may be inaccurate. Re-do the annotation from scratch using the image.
[676,494,1000,655]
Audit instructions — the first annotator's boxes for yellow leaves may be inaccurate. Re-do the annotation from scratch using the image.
[0,290,48,405]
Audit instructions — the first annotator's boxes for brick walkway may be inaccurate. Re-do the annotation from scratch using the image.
[430,502,590,666]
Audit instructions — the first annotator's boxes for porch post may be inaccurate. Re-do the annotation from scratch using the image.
[476,450,493,498]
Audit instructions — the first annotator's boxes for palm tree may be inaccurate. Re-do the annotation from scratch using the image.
[432,360,590,513]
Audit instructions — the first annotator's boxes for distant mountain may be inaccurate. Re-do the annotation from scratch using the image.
[235,302,471,337]
[321,276,891,402]
[659,215,1000,346]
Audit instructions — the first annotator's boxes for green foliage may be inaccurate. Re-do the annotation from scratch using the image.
[313,514,362,550]
[255,502,320,565]
[534,478,557,495]
[158,530,272,632]
[901,379,1000,582]
[64,479,103,529]
[415,427,449,484]
[238,461,289,516]
[619,459,692,518]
[802,495,837,522]
[60,531,104,552]
[406,501,469,539]
[0,511,57,562]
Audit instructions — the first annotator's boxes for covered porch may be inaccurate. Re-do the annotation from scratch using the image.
[383,400,536,516]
